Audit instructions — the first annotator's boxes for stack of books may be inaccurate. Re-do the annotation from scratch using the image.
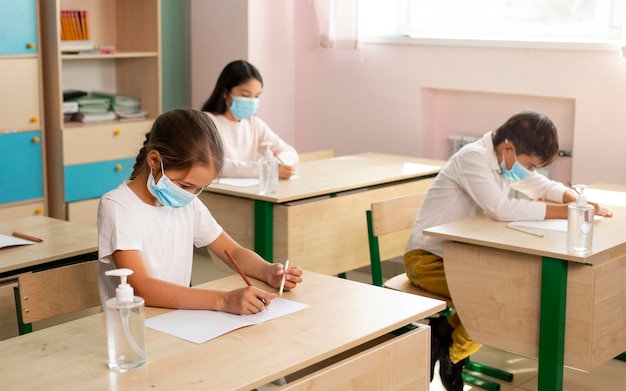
[91,92,147,120]
[60,10,94,53]
[61,10,89,41]
[71,96,116,123]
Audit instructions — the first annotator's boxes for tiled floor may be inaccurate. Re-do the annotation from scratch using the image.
[192,253,626,391]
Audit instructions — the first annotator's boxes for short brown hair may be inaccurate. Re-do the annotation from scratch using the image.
[492,111,559,167]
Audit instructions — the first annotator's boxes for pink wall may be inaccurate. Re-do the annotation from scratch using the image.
[293,1,626,185]
[190,0,296,146]
[191,1,626,185]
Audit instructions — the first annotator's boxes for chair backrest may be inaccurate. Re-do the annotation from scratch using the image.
[298,149,334,163]
[366,193,426,287]
[15,260,100,328]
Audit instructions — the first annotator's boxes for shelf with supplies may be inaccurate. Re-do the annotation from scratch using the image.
[0,0,47,221]
[40,0,161,224]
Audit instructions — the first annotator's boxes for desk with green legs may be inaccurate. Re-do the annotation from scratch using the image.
[200,153,445,275]
[424,186,626,390]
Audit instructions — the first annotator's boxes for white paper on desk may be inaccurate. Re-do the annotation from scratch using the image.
[508,216,602,233]
[145,298,308,344]
[212,177,259,187]
[507,220,568,232]
[0,234,35,249]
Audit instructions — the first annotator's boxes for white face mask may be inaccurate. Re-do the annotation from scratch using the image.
[146,160,201,208]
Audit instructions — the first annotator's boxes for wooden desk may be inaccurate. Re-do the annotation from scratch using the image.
[201,153,445,275]
[0,216,98,338]
[424,188,626,391]
[0,271,446,391]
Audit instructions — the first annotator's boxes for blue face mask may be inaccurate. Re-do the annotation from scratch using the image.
[500,157,532,181]
[229,96,260,120]
[147,161,200,208]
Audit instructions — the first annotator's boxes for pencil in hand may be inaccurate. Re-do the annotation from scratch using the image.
[278,260,290,297]
[224,249,252,286]
[224,249,267,307]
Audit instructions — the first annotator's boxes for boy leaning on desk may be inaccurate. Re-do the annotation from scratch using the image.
[403,111,613,391]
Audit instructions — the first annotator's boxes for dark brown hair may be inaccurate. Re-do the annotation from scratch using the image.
[200,60,263,114]
[492,111,560,167]
[130,109,224,179]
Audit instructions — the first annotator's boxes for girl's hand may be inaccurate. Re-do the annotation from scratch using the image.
[223,286,275,315]
[278,164,296,179]
[267,262,303,292]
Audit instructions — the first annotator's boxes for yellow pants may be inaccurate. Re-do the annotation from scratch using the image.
[404,249,482,364]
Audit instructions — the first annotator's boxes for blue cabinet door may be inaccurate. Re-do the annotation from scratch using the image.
[0,131,44,204]
[64,158,135,202]
[0,0,38,55]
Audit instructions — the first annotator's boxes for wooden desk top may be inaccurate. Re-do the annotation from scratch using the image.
[208,153,446,203]
[424,190,626,265]
[0,216,98,275]
[0,271,445,391]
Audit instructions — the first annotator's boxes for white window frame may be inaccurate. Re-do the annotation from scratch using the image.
[358,0,626,52]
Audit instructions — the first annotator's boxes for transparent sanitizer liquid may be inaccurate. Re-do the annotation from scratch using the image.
[105,268,146,372]
[566,186,594,253]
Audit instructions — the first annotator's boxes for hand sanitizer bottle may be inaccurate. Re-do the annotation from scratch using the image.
[105,268,146,371]
[259,142,278,195]
[567,185,594,253]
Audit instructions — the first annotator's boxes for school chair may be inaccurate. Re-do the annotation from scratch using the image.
[366,193,513,391]
[297,149,334,163]
[13,259,101,335]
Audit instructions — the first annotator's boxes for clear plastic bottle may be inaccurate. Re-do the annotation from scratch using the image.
[105,268,146,372]
[567,185,594,253]
[259,141,278,195]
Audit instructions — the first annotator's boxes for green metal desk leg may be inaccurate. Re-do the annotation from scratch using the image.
[254,200,274,262]
[537,257,568,391]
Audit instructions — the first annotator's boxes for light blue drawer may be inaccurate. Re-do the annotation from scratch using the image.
[0,131,43,204]
[64,158,135,202]
[0,0,38,55]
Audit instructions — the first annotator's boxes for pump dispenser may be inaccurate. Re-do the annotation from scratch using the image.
[259,142,278,195]
[105,268,146,371]
[567,184,594,253]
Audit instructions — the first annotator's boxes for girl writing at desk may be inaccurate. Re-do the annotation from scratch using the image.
[201,59,298,179]
[97,109,302,314]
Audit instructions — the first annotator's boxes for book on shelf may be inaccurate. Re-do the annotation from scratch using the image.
[63,89,88,101]
[60,10,89,41]
[72,111,117,124]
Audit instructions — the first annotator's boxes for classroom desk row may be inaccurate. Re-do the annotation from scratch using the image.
[201,152,446,275]
[0,271,446,391]
[0,216,98,339]
[424,183,626,391]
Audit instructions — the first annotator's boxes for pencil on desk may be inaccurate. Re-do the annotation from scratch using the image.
[278,260,289,297]
[224,249,252,286]
[506,224,544,238]
[12,231,43,242]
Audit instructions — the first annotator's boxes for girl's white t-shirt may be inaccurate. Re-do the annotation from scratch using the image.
[97,181,223,306]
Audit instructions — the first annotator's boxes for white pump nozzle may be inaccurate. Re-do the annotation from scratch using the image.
[106,268,134,303]
[571,184,588,206]
[261,141,273,160]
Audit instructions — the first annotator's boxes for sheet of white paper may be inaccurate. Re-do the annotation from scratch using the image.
[508,219,568,232]
[145,298,308,344]
[508,216,602,233]
[0,234,35,249]
[212,177,259,187]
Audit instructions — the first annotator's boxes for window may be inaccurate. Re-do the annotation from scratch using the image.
[359,0,625,44]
